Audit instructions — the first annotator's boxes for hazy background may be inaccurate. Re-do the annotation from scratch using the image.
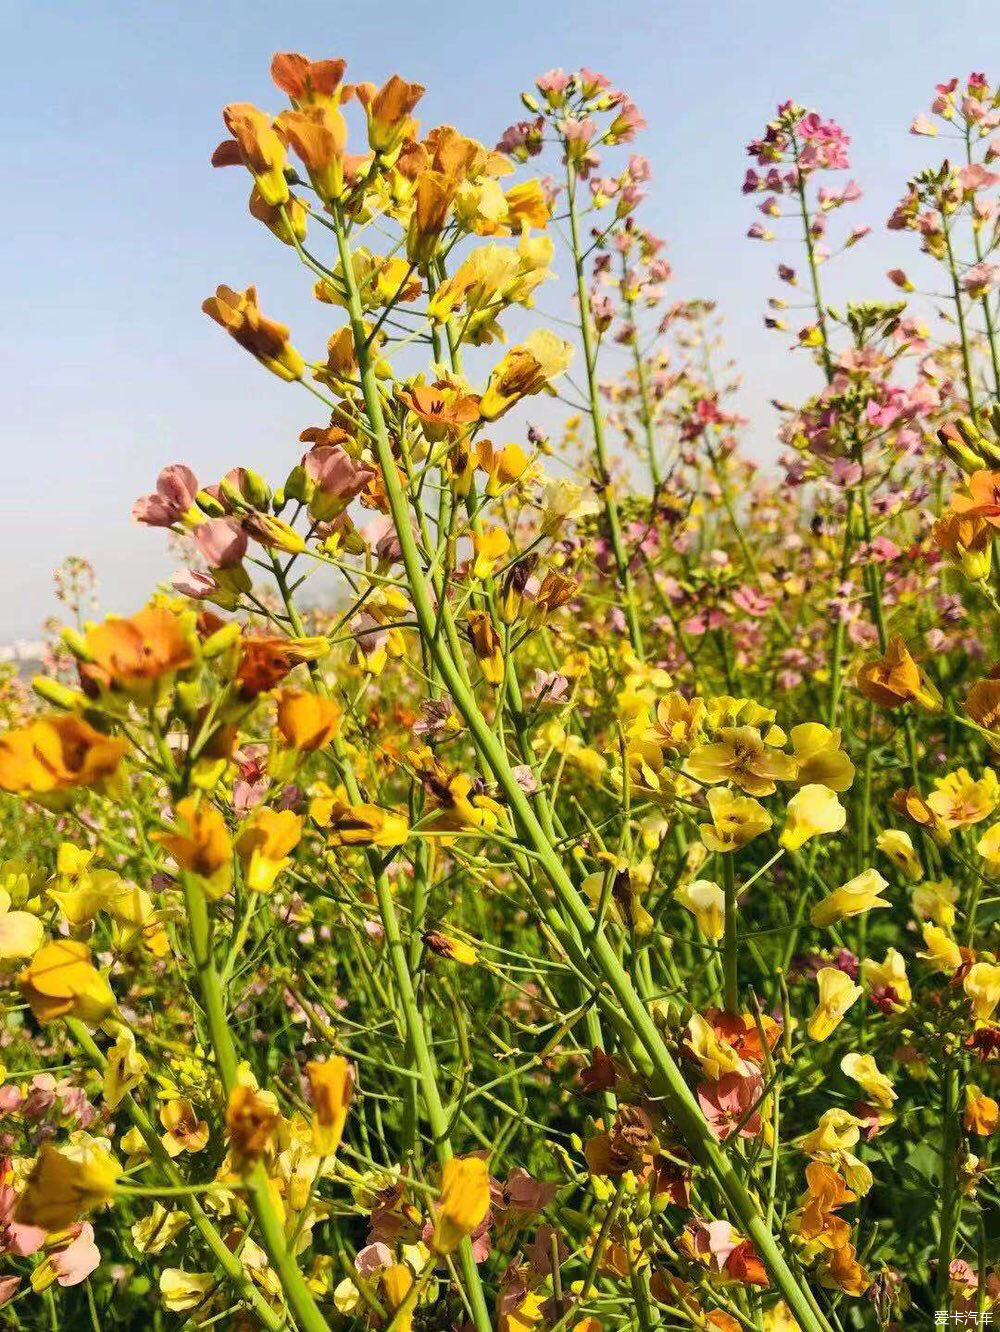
[2,0,992,637]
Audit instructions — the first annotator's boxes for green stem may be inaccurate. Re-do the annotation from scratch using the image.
[329,200,832,1332]
[722,855,739,1012]
[180,872,332,1332]
[65,1020,284,1332]
[565,160,644,657]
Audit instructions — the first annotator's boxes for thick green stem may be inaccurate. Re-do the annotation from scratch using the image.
[180,872,333,1332]
[935,1063,962,1310]
[330,202,832,1332]
[66,1020,285,1332]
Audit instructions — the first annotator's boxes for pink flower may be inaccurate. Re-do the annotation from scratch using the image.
[686,1218,741,1271]
[0,1277,19,1306]
[957,163,1000,191]
[963,262,1000,299]
[503,1167,557,1215]
[697,1072,764,1142]
[193,517,248,569]
[49,1224,100,1287]
[132,464,198,527]
[578,68,611,98]
[355,1242,393,1277]
[608,99,646,144]
[910,113,938,137]
[303,445,375,505]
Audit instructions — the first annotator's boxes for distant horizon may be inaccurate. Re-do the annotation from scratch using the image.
[2,0,994,637]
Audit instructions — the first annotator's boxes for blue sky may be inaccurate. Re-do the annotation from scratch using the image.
[2,0,993,636]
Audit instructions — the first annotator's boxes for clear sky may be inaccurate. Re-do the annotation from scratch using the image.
[2,0,993,637]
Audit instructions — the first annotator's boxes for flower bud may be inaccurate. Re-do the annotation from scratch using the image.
[31,677,87,711]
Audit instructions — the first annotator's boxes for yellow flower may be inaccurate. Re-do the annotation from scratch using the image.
[306,1057,353,1156]
[160,1099,210,1157]
[807,967,862,1042]
[875,829,923,881]
[480,330,573,420]
[684,1012,748,1080]
[789,723,855,792]
[912,879,959,928]
[674,879,725,941]
[918,923,963,974]
[471,526,510,580]
[810,869,889,927]
[976,821,1000,869]
[275,690,342,752]
[699,787,772,854]
[964,961,1000,1022]
[432,1156,491,1254]
[103,1028,148,1110]
[926,767,999,828]
[235,808,303,893]
[159,1269,217,1313]
[798,1107,863,1155]
[217,102,290,207]
[861,947,911,1004]
[840,1053,896,1108]
[15,1140,121,1230]
[383,1263,416,1332]
[154,796,233,901]
[423,931,479,965]
[318,797,410,848]
[131,1203,189,1255]
[0,890,44,962]
[19,939,115,1025]
[781,784,846,852]
[687,725,796,797]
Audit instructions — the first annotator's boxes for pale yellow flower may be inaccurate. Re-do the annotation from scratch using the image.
[810,869,889,927]
[781,784,846,852]
[807,967,862,1042]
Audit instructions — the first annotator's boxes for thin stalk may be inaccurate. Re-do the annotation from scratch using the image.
[565,159,644,656]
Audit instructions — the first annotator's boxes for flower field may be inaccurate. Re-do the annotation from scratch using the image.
[0,56,998,1332]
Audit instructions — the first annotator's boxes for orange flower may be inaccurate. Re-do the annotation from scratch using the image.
[856,635,941,712]
[19,939,115,1025]
[797,1162,856,1250]
[236,635,329,700]
[0,715,126,798]
[726,1240,769,1288]
[817,1241,869,1296]
[397,383,481,442]
[275,689,342,751]
[964,1084,999,1135]
[275,106,351,203]
[305,1057,353,1155]
[203,285,305,381]
[212,103,289,207]
[949,468,1000,526]
[84,607,194,698]
[356,76,425,156]
[270,52,349,107]
[467,611,504,686]
[154,796,233,900]
[965,674,1000,729]
[226,1084,280,1162]
[932,510,993,580]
